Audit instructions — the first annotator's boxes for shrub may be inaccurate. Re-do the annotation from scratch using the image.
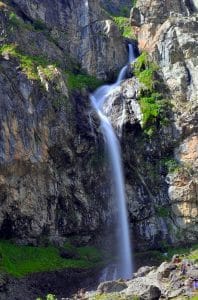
[113,16,135,39]
[134,52,158,90]
[133,52,170,135]
[139,95,159,128]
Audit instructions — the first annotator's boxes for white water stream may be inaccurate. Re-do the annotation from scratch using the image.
[90,45,136,279]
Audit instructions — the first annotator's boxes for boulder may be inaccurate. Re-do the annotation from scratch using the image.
[134,266,156,278]
[157,262,177,280]
[97,280,127,293]
[140,285,161,300]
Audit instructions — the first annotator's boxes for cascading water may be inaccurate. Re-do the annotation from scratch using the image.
[90,45,136,279]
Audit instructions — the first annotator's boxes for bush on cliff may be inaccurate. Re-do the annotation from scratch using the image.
[133,52,170,136]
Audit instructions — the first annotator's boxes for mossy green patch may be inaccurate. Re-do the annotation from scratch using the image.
[66,72,103,91]
[134,52,159,91]
[139,95,159,128]
[133,52,171,136]
[113,16,135,39]
[0,43,57,80]
[0,240,102,278]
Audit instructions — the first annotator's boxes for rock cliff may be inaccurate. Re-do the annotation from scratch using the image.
[0,0,197,256]
[11,0,128,79]
[127,0,198,247]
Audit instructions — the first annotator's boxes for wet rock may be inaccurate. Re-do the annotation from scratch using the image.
[103,78,142,133]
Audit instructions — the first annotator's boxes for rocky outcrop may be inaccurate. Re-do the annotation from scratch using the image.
[128,0,198,246]
[70,258,198,299]
[131,0,198,101]
[10,0,128,79]
[0,53,107,244]
[0,2,114,245]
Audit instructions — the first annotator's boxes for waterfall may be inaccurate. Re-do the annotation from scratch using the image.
[90,44,136,279]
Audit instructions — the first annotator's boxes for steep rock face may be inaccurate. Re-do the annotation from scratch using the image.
[11,0,128,79]
[127,0,198,245]
[131,0,198,101]
[0,56,109,244]
[101,78,178,249]
[0,2,120,244]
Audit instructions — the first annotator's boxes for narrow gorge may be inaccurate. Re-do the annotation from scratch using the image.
[0,0,197,299]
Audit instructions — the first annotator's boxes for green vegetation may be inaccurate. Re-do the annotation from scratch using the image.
[133,52,159,91]
[37,295,57,300]
[0,44,57,80]
[133,52,171,135]
[64,242,102,263]
[162,158,180,173]
[139,94,159,131]
[66,72,103,91]
[113,16,135,39]
[0,240,102,277]
[9,12,46,31]
[0,43,101,95]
